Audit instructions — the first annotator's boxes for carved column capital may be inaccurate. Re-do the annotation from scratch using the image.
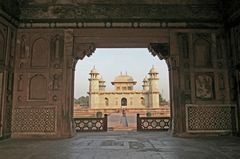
[73,43,96,60]
[148,43,169,60]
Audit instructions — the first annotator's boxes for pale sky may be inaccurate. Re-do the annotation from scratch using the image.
[74,48,169,101]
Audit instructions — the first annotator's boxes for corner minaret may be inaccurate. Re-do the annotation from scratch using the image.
[142,76,149,91]
[148,66,160,108]
[148,66,159,92]
[89,66,99,92]
[88,66,100,109]
[99,76,106,91]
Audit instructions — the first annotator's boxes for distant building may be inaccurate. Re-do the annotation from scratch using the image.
[88,66,160,109]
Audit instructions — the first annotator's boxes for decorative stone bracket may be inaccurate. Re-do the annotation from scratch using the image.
[73,43,96,60]
[148,43,180,70]
[148,43,169,60]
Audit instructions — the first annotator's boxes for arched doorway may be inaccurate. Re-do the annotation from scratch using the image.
[121,98,127,107]
[11,28,236,139]
[71,28,174,135]
[73,48,170,132]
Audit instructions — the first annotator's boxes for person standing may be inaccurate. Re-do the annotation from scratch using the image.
[120,108,128,127]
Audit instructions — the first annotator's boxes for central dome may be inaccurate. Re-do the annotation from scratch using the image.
[114,75,134,82]
[112,74,136,84]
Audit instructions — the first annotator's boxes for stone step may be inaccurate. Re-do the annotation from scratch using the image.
[108,127,136,132]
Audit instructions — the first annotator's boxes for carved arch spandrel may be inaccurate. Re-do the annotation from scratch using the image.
[29,74,47,100]
[31,38,49,67]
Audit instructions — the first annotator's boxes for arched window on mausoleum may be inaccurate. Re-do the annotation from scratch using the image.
[105,98,109,106]
[141,97,145,105]
[121,98,127,106]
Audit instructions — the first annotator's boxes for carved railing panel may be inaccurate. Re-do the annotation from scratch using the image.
[74,114,107,132]
[186,105,238,133]
[137,114,170,131]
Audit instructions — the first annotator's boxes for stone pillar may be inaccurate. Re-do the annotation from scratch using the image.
[148,34,186,136]
[230,25,240,135]
[168,32,184,136]
[236,64,240,135]
[60,29,75,137]
[0,17,16,139]
[148,41,185,134]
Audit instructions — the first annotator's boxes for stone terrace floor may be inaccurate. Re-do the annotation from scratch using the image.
[0,131,240,159]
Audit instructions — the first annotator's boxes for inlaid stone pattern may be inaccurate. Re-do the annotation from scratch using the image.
[186,104,237,132]
[12,107,56,133]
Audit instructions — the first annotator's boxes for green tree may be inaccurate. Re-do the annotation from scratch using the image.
[74,96,89,106]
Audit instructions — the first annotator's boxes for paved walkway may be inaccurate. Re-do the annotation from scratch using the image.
[108,113,137,131]
[0,132,240,159]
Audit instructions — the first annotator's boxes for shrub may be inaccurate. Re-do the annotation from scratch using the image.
[96,112,103,118]
[146,112,152,117]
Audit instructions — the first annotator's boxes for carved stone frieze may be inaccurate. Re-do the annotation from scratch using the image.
[19,4,220,22]
[22,0,219,5]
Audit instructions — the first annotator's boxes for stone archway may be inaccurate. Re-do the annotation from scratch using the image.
[11,28,238,138]
[72,29,177,134]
